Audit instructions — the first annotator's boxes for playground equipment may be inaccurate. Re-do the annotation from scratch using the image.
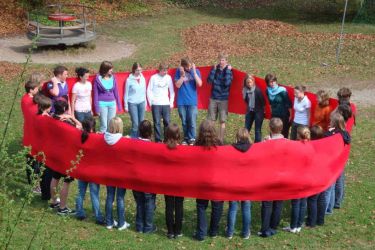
[27,4,96,46]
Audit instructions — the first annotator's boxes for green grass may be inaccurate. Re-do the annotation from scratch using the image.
[1,4,375,249]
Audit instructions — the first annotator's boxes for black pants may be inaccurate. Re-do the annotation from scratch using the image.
[26,155,41,185]
[260,201,283,234]
[40,167,53,200]
[164,195,184,235]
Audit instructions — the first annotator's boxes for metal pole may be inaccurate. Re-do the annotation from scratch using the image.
[336,0,349,64]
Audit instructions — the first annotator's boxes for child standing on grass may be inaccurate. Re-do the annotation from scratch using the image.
[132,120,157,233]
[290,85,311,140]
[313,90,331,132]
[283,126,310,234]
[258,117,284,237]
[164,123,184,239]
[226,127,252,240]
[104,117,130,230]
[194,120,223,241]
[306,125,328,227]
[75,117,104,225]
[47,65,70,113]
[71,67,93,122]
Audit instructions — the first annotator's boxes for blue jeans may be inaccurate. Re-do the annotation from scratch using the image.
[74,111,92,123]
[105,186,126,227]
[260,201,283,236]
[75,180,103,223]
[290,198,307,228]
[335,171,345,208]
[151,105,170,142]
[133,191,156,233]
[195,199,224,240]
[226,201,251,237]
[178,105,198,142]
[306,192,327,227]
[99,105,117,133]
[128,102,145,138]
[326,184,335,214]
[245,110,264,143]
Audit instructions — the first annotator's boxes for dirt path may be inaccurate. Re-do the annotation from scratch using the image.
[0,35,136,64]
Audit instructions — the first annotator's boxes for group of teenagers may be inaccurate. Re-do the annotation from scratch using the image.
[23,52,354,241]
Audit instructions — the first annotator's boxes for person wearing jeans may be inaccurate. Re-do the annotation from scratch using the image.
[124,62,147,138]
[174,57,202,145]
[306,191,328,227]
[133,191,157,233]
[76,182,103,224]
[93,61,122,133]
[195,199,224,241]
[259,201,283,237]
[105,186,128,230]
[334,171,345,208]
[288,198,307,232]
[147,63,175,142]
[226,201,251,239]
[242,74,265,143]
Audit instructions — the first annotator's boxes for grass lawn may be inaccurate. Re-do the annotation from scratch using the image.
[1,4,375,249]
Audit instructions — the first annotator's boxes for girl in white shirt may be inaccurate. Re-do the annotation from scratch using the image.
[71,67,93,123]
[290,85,311,140]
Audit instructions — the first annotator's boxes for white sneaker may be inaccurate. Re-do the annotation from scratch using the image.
[118,222,131,231]
[106,220,118,230]
[296,227,302,233]
[283,226,298,233]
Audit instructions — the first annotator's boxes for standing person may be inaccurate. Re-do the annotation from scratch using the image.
[104,117,130,230]
[290,85,311,140]
[306,125,328,227]
[147,63,175,142]
[242,74,265,143]
[93,61,122,133]
[174,57,202,145]
[71,67,93,122]
[283,126,310,234]
[194,120,223,241]
[124,62,147,138]
[75,117,104,225]
[258,118,285,237]
[265,73,292,138]
[207,52,233,143]
[46,65,70,113]
[226,128,252,240]
[163,123,184,239]
[132,120,157,233]
[313,90,331,132]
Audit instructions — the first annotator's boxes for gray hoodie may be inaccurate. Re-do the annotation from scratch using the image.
[104,132,123,145]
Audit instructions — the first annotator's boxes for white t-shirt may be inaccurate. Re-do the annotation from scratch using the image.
[72,81,92,112]
[293,95,311,125]
[147,74,175,106]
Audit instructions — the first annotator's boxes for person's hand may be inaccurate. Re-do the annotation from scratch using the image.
[51,76,58,85]
[179,66,185,78]
[227,65,232,70]
[192,63,196,71]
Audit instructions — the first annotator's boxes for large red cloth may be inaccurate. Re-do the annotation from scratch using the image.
[21,67,355,201]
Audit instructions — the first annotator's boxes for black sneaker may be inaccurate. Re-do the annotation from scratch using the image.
[49,202,60,209]
[57,207,76,216]
[188,139,196,146]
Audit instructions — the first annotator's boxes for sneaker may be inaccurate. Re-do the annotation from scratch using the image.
[296,227,302,233]
[243,233,250,239]
[181,141,188,146]
[188,139,196,146]
[57,207,76,216]
[174,233,183,238]
[118,222,131,231]
[33,186,42,194]
[106,220,118,230]
[167,233,174,239]
[283,226,298,233]
[49,202,60,209]
[227,235,233,240]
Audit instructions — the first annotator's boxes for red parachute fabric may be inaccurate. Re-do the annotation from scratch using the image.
[21,67,355,201]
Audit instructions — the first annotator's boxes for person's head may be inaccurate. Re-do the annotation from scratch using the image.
[29,72,45,86]
[336,104,352,122]
[37,95,52,115]
[337,87,352,104]
[99,61,113,77]
[297,126,311,142]
[165,123,181,149]
[75,67,90,82]
[139,120,152,140]
[131,62,142,76]
[294,85,306,100]
[330,112,346,131]
[25,80,40,96]
[54,100,69,115]
[181,57,192,70]
[269,117,283,134]
[235,127,251,144]
[81,117,96,144]
[195,120,219,149]
[53,66,68,81]
[310,125,324,140]
[265,73,277,88]
[243,74,255,89]
[218,52,228,68]
[32,92,44,105]
[316,90,330,108]
[158,63,169,77]
[108,117,123,134]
